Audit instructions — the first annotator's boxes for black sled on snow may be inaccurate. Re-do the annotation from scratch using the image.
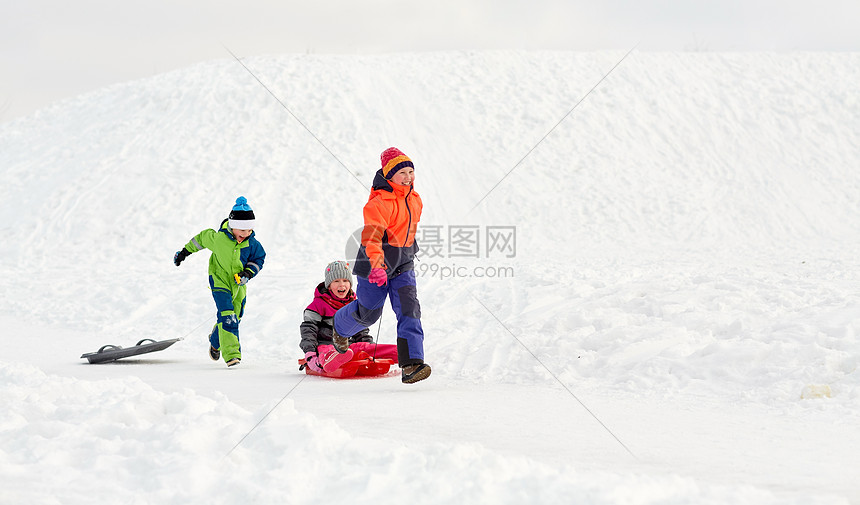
[80,338,181,364]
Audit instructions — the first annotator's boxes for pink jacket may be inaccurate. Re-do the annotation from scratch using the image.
[299,282,371,354]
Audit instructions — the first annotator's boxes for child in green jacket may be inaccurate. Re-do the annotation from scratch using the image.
[174,196,266,367]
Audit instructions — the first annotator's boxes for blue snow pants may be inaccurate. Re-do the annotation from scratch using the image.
[333,269,425,366]
[207,277,246,362]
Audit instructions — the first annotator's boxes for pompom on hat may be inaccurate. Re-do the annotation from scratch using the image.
[380,147,414,180]
[324,260,352,289]
[228,196,256,230]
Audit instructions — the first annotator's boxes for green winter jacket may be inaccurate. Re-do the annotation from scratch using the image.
[184,219,266,293]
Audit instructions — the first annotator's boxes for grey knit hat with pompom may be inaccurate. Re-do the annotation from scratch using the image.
[324,260,352,289]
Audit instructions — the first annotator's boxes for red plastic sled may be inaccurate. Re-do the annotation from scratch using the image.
[298,351,396,379]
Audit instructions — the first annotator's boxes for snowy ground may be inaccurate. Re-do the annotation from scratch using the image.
[1,51,858,504]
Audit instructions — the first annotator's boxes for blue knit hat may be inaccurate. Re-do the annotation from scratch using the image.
[228,196,256,230]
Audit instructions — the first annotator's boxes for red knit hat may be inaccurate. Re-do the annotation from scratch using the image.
[380,147,414,179]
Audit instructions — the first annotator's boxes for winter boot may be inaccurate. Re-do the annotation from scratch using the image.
[209,346,221,361]
[321,348,354,373]
[332,327,350,354]
[226,357,241,367]
[401,363,431,384]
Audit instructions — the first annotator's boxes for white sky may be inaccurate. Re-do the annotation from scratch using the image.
[1,0,858,121]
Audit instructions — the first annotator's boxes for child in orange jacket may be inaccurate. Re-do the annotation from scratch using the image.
[333,147,431,384]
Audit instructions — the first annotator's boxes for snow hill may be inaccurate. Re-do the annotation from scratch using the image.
[1,51,858,504]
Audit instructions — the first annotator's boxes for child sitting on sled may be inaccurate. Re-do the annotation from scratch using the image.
[300,260,397,374]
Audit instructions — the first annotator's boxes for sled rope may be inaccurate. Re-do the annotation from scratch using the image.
[179,315,215,341]
[223,45,367,191]
[224,375,309,459]
[371,311,384,361]
[470,43,638,214]
[470,294,639,461]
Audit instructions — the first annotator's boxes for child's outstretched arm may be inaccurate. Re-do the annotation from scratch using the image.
[174,229,216,266]
[184,229,218,254]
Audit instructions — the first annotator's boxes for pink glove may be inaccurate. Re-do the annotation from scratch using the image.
[368,267,388,286]
[304,351,323,373]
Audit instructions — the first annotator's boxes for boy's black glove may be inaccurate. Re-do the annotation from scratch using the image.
[174,248,191,266]
[236,268,255,285]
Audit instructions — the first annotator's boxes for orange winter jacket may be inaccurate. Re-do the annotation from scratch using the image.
[353,170,423,278]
